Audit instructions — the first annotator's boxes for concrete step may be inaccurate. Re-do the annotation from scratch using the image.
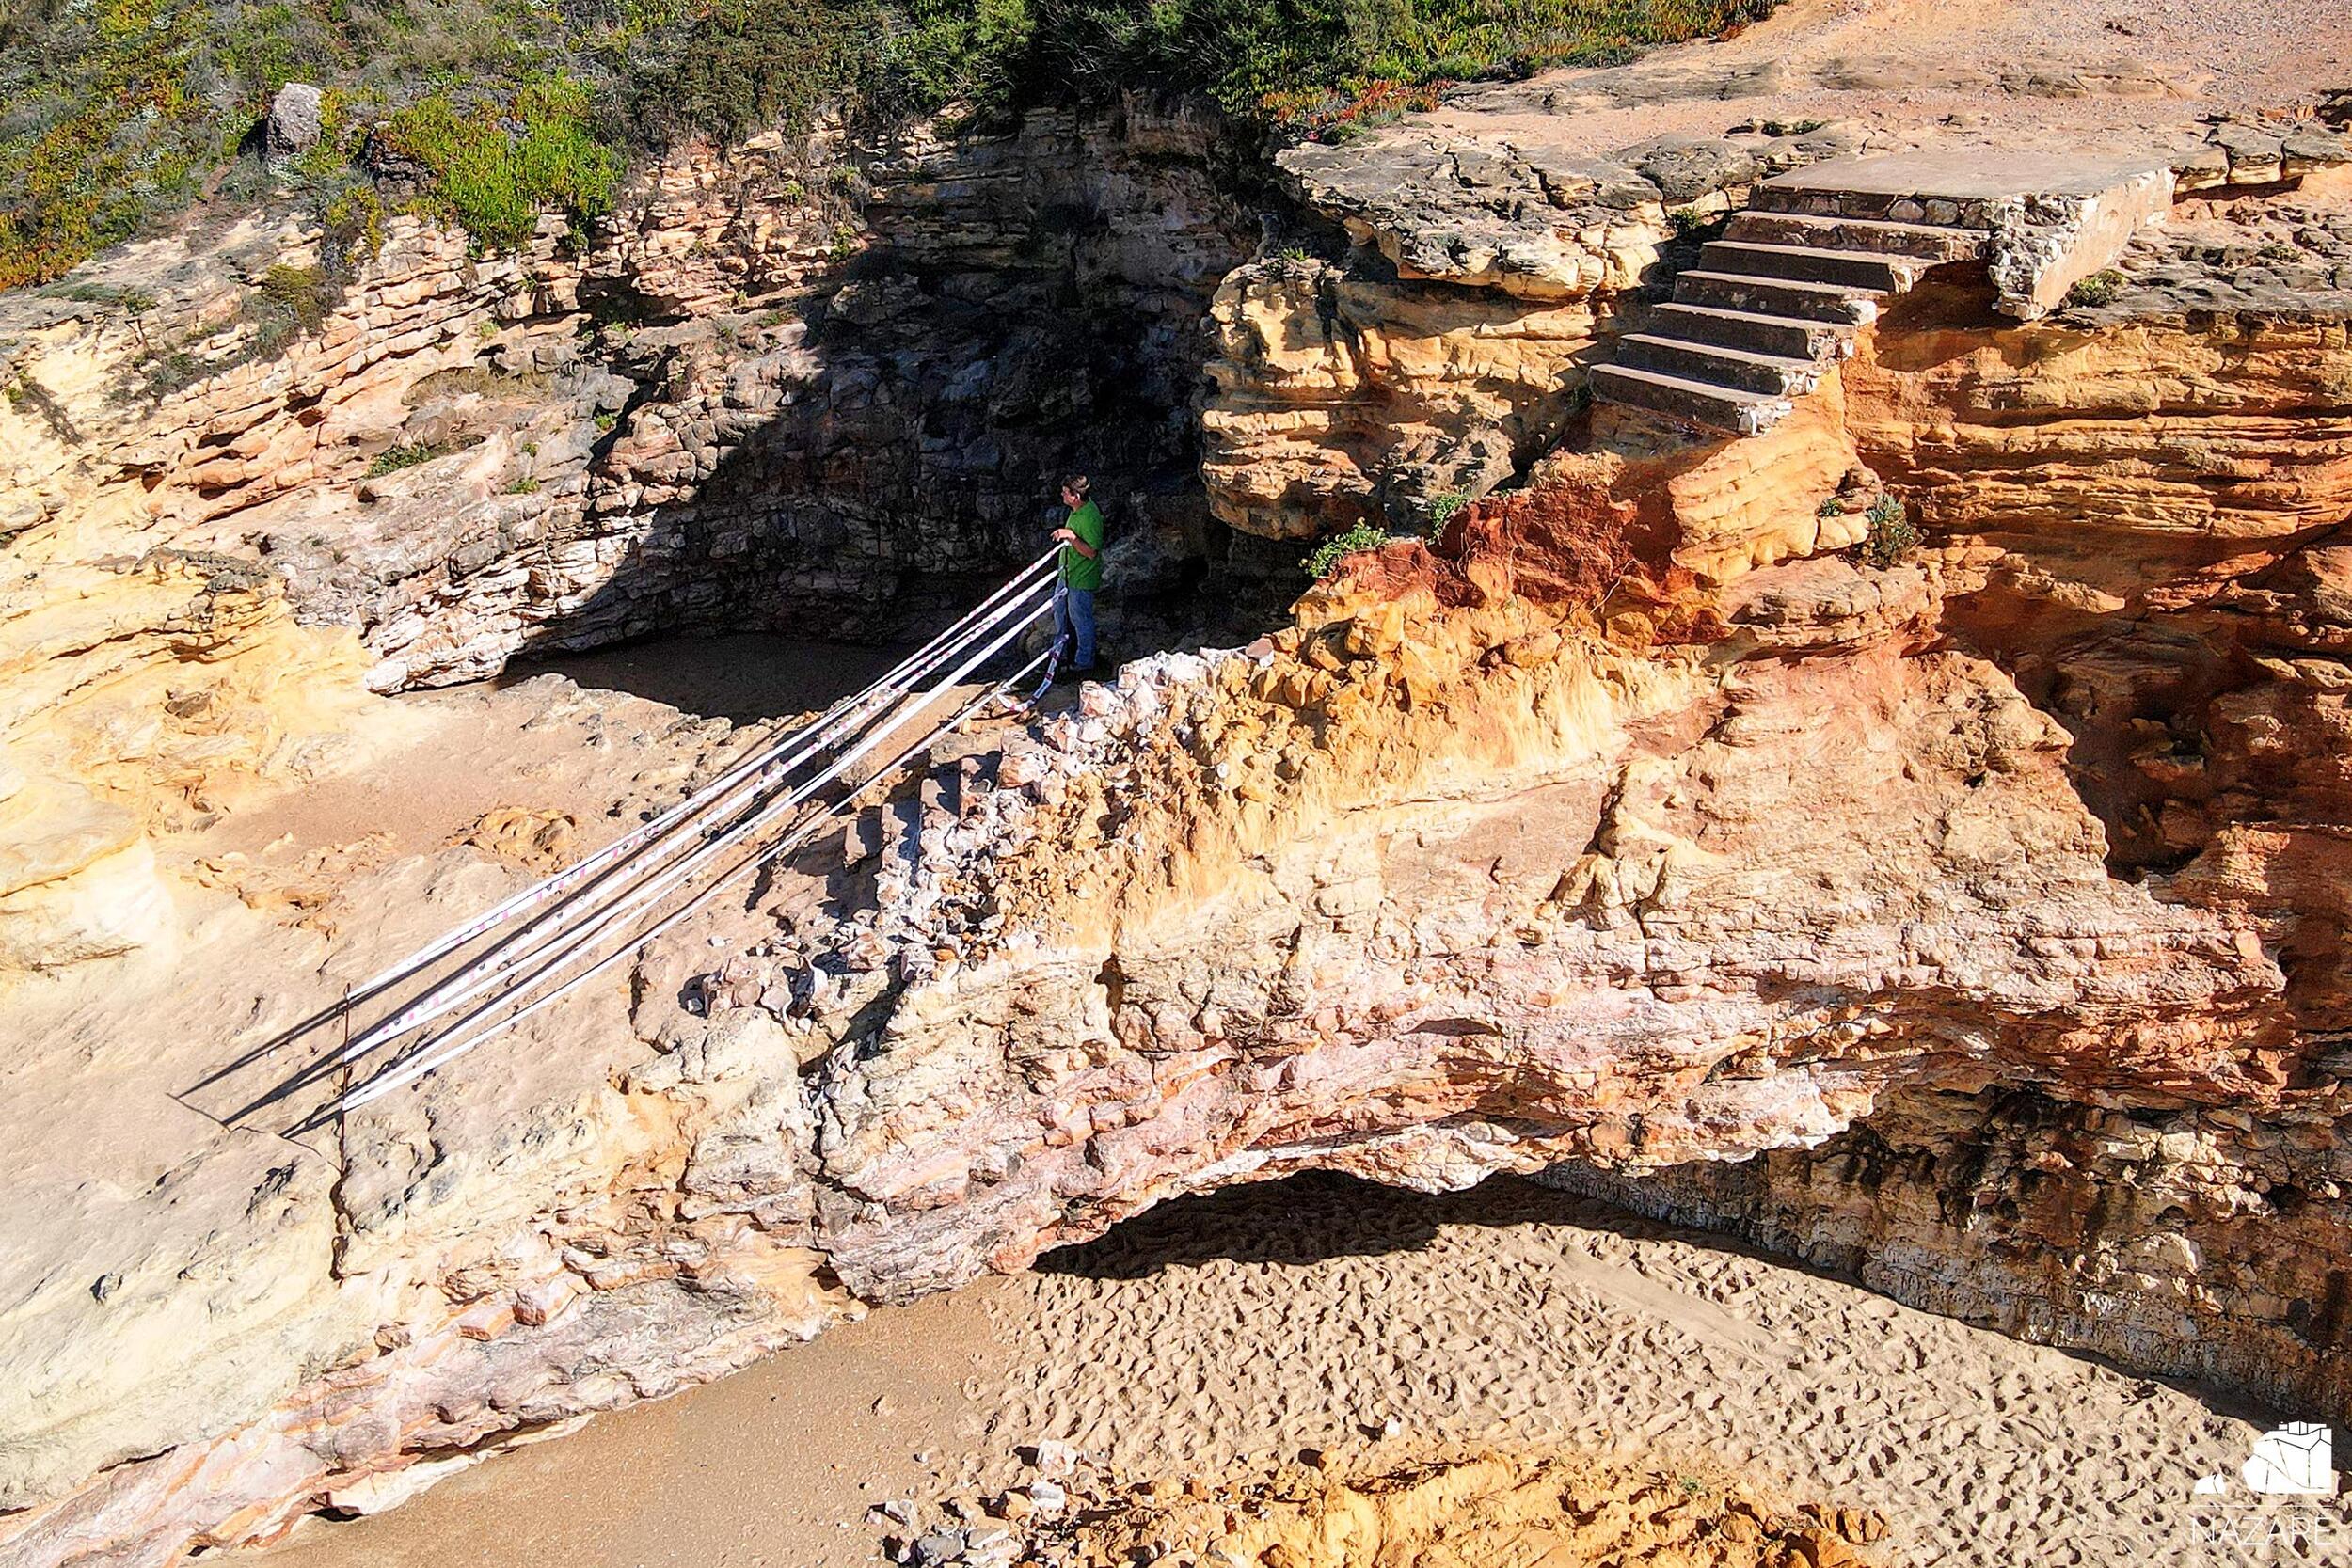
[918,768,960,833]
[1615,333,1823,397]
[1723,210,1988,261]
[841,804,887,866]
[1590,363,1791,436]
[874,796,926,889]
[1649,302,1858,361]
[1747,182,2002,229]
[1697,239,1917,293]
[1673,269,1882,325]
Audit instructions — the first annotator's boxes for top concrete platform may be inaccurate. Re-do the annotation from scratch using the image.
[1762,148,2174,201]
[1754,146,2179,319]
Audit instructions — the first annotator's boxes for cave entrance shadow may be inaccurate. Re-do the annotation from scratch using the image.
[475,109,1295,715]
[501,630,924,725]
[1037,1169,1742,1280]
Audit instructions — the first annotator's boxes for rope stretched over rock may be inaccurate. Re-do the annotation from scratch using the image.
[310,644,1051,1127]
[331,568,1057,1067]
[211,553,1058,1126]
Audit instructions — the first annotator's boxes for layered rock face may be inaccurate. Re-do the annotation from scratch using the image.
[23,501,2294,1564]
[1198,115,1886,541]
[786,181,2352,1417]
[7,95,1258,691]
[1534,202,2350,1417]
[0,95,1260,986]
[1554,1082,2352,1417]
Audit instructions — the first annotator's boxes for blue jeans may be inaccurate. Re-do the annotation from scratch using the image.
[1054,583,1096,671]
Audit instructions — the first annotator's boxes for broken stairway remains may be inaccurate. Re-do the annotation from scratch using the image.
[841,752,997,927]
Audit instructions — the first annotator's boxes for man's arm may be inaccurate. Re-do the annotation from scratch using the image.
[1051,528,1099,559]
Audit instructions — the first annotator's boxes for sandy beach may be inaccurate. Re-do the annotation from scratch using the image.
[247,1175,2341,1567]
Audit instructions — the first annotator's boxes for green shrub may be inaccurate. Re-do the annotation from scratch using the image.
[1666,205,1716,240]
[2065,268,2126,309]
[367,438,463,476]
[222,1,351,102]
[382,76,623,252]
[616,0,885,147]
[882,0,1782,126]
[1302,522,1392,579]
[1855,492,1917,569]
[112,261,334,404]
[0,0,368,285]
[2,1,1782,288]
[40,281,160,314]
[255,263,330,334]
[320,175,388,263]
[0,0,216,288]
[1424,488,1470,528]
[127,350,211,404]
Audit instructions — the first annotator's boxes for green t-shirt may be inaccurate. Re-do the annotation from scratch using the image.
[1059,499,1104,591]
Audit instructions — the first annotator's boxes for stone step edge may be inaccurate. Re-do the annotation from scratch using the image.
[1591,363,1793,436]
[1675,268,1888,300]
[1615,332,1823,375]
[1700,238,1930,274]
[1722,211,1992,253]
[1646,303,1861,360]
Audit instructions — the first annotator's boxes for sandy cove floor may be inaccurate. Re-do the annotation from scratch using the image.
[248,1174,2348,1568]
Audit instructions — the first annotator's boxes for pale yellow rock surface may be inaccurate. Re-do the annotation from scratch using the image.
[1201,261,1605,539]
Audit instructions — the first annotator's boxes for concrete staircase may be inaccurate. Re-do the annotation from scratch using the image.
[841,752,995,907]
[1594,191,1991,436]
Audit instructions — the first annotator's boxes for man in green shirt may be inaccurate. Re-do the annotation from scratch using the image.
[1051,474,1104,678]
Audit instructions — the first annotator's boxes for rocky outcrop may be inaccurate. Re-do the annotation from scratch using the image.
[1197,115,1891,539]
[12,491,2305,1562]
[789,600,2289,1303]
[1551,1083,2352,1418]
[1516,200,2352,1418]
[1200,257,1610,540]
[1274,118,1875,300]
[771,163,2352,1412]
[5,95,1259,692]
[1020,1442,1884,1568]
[1842,198,2352,882]
[0,549,379,973]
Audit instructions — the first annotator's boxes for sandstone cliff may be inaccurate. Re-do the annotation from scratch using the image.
[0,95,1261,990]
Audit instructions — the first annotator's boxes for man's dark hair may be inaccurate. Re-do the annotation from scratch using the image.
[1063,475,1090,498]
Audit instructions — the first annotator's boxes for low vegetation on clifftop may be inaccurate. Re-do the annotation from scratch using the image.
[0,0,1779,287]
